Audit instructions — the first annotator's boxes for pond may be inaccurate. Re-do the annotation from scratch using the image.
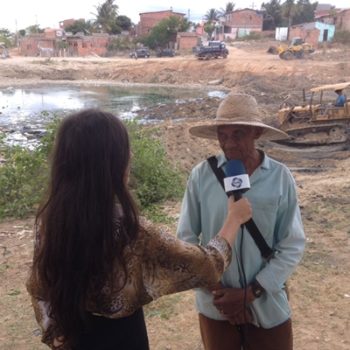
[0,84,226,148]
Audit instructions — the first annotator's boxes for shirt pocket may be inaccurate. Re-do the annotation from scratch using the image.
[250,199,279,245]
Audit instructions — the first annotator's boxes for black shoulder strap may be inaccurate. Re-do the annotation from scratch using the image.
[207,156,275,261]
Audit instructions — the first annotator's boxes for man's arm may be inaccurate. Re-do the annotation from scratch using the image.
[254,176,305,294]
[177,169,201,244]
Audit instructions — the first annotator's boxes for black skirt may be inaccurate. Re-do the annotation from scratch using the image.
[74,308,149,350]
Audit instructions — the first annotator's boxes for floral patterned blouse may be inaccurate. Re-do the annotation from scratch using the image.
[27,219,231,349]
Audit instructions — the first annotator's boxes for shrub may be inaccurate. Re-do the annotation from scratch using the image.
[126,121,184,208]
[0,140,48,218]
[0,117,183,219]
[0,118,59,219]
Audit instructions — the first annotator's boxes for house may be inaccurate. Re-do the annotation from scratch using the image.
[176,32,199,50]
[19,30,110,57]
[223,8,264,39]
[65,33,109,57]
[315,8,350,31]
[136,9,185,36]
[19,32,57,56]
[288,22,335,46]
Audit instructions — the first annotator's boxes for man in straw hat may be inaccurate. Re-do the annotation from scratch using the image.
[177,93,305,350]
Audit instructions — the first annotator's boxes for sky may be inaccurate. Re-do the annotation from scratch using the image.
[0,0,349,33]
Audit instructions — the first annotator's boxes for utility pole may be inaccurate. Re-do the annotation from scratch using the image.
[15,19,18,47]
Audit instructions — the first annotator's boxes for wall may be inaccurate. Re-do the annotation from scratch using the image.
[225,9,263,30]
[176,33,199,50]
[19,35,56,56]
[315,22,335,42]
[137,10,185,36]
[337,9,350,31]
[275,27,288,41]
[67,35,109,56]
[289,26,320,46]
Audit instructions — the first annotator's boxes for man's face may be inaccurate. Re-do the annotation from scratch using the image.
[217,125,262,160]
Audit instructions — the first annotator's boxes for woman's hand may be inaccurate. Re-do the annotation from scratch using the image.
[228,197,252,226]
[218,197,252,246]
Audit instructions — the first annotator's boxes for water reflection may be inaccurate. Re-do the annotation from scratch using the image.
[0,84,224,147]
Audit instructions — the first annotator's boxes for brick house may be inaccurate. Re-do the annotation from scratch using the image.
[19,33,57,56]
[136,9,185,36]
[19,31,110,57]
[224,8,264,39]
[176,32,199,50]
[289,22,335,47]
[315,8,350,31]
[66,33,109,56]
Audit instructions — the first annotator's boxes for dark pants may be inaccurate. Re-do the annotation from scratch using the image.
[74,308,149,350]
[199,313,293,350]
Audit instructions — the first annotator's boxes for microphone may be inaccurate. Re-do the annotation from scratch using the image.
[223,159,275,260]
[224,160,250,200]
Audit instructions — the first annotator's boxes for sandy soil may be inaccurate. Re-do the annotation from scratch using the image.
[0,41,350,349]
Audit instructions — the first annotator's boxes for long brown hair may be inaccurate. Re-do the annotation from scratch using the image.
[31,109,139,346]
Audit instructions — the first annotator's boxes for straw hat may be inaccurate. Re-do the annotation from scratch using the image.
[189,93,288,140]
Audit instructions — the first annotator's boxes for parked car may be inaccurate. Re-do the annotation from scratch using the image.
[194,42,228,60]
[129,48,150,59]
[156,48,175,57]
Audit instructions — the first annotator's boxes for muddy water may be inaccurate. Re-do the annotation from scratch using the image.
[0,84,225,147]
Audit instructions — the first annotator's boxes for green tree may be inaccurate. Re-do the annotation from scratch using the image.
[26,24,44,34]
[0,28,12,47]
[94,0,121,34]
[65,19,94,34]
[281,0,299,38]
[204,22,216,39]
[262,0,283,28]
[116,15,132,31]
[141,16,190,49]
[293,0,317,25]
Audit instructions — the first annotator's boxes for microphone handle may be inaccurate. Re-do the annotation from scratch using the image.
[233,192,242,201]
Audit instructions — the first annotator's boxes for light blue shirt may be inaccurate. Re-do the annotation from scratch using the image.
[177,153,305,328]
[335,94,346,107]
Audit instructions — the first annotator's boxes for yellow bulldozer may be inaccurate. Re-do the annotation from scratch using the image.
[267,37,315,60]
[277,82,350,146]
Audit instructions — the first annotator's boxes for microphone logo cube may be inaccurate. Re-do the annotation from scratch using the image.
[231,177,243,189]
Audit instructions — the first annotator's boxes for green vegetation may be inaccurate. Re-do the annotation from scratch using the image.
[140,16,190,49]
[0,117,183,220]
[107,36,134,52]
[0,28,12,47]
[127,121,184,207]
[0,118,58,219]
[236,31,264,41]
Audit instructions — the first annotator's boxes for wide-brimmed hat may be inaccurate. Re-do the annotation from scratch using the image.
[189,93,288,140]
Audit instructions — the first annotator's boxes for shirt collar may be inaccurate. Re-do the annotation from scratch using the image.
[216,150,270,170]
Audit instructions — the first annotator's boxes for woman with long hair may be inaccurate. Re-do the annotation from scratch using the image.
[27,109,252,350]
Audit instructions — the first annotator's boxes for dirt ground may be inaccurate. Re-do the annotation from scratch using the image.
[0,41,350,349]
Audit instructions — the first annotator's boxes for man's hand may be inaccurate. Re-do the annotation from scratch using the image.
[212,287,255,325]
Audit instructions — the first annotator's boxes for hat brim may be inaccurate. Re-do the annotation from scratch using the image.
[189,120,289,140]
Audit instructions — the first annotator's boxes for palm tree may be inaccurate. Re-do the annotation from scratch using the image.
[204,8,220,22]
[94,0,119,33]
[219,2,235,16]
